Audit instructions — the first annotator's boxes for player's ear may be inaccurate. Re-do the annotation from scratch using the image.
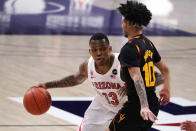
[89,49,92,55]
[125,20,132,28]
[109,45,112,52]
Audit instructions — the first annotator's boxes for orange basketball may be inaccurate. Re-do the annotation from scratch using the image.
[23,87,51,115]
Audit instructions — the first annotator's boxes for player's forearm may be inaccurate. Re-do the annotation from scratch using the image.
[161,66,170,90]
[134,77,149,108]
[45,75,80,89]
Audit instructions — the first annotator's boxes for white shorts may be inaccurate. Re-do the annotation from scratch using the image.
[77,96,120,131]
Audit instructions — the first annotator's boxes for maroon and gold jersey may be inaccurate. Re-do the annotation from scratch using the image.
[118,34,161,99]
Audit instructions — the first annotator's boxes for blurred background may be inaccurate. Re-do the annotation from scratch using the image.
[0,0,196,131]
[0,0,196,36]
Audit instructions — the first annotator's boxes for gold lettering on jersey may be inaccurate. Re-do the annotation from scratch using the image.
[92,82,123,89]
[143,50,156,87]
[144,50,153,61]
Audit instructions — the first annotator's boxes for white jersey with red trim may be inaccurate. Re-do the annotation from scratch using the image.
[87,53,126,113]
[79,53,127,131]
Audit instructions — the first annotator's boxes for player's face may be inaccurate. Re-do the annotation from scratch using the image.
[121,17,128,38]
[89,39,112,66]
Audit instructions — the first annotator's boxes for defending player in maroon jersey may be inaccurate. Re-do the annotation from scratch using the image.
[108,1,170,131]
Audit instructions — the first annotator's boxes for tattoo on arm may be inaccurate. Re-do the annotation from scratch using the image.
[45,62,87,89]
[45,75,80,88]
[78,61,87,83]
[134,79,149,108]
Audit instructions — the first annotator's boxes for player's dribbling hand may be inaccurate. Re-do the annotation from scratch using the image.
[37,83,47,89]
[159,87,170,105]
[140,107,157,122]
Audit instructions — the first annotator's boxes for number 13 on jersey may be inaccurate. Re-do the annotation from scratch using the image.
[102,92,119,105]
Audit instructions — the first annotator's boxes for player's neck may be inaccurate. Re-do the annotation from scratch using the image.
[95,54,114,74]
[127,29,142,41]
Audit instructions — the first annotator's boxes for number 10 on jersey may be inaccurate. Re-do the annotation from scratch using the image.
[143,61,156,87]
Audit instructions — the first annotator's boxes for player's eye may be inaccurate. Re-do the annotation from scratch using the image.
[91,46,107,53]
[101,47,107,51]
[92,49,97,52]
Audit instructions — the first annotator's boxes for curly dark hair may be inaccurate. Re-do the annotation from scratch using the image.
[89,32,110,45]
[117,1,152,27]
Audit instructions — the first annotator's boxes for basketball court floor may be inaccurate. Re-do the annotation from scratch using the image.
[0,0,196,131]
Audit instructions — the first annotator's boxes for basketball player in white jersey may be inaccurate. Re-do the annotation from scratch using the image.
[36,32,164,131]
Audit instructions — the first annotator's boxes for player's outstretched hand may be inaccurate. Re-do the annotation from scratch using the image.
[159,87,170,105]
[181,121,196,131]
[140,107,157,122]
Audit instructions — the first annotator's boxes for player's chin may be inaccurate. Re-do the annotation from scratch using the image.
[96,62,104,66]
[95,60,104,66]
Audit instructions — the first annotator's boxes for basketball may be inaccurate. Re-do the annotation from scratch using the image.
[23,87,51,115]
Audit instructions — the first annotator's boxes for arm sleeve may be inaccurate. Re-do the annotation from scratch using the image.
[152,44,161,63]
[118,44,140,67]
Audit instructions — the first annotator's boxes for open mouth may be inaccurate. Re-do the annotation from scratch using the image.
[97,58,104,63]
